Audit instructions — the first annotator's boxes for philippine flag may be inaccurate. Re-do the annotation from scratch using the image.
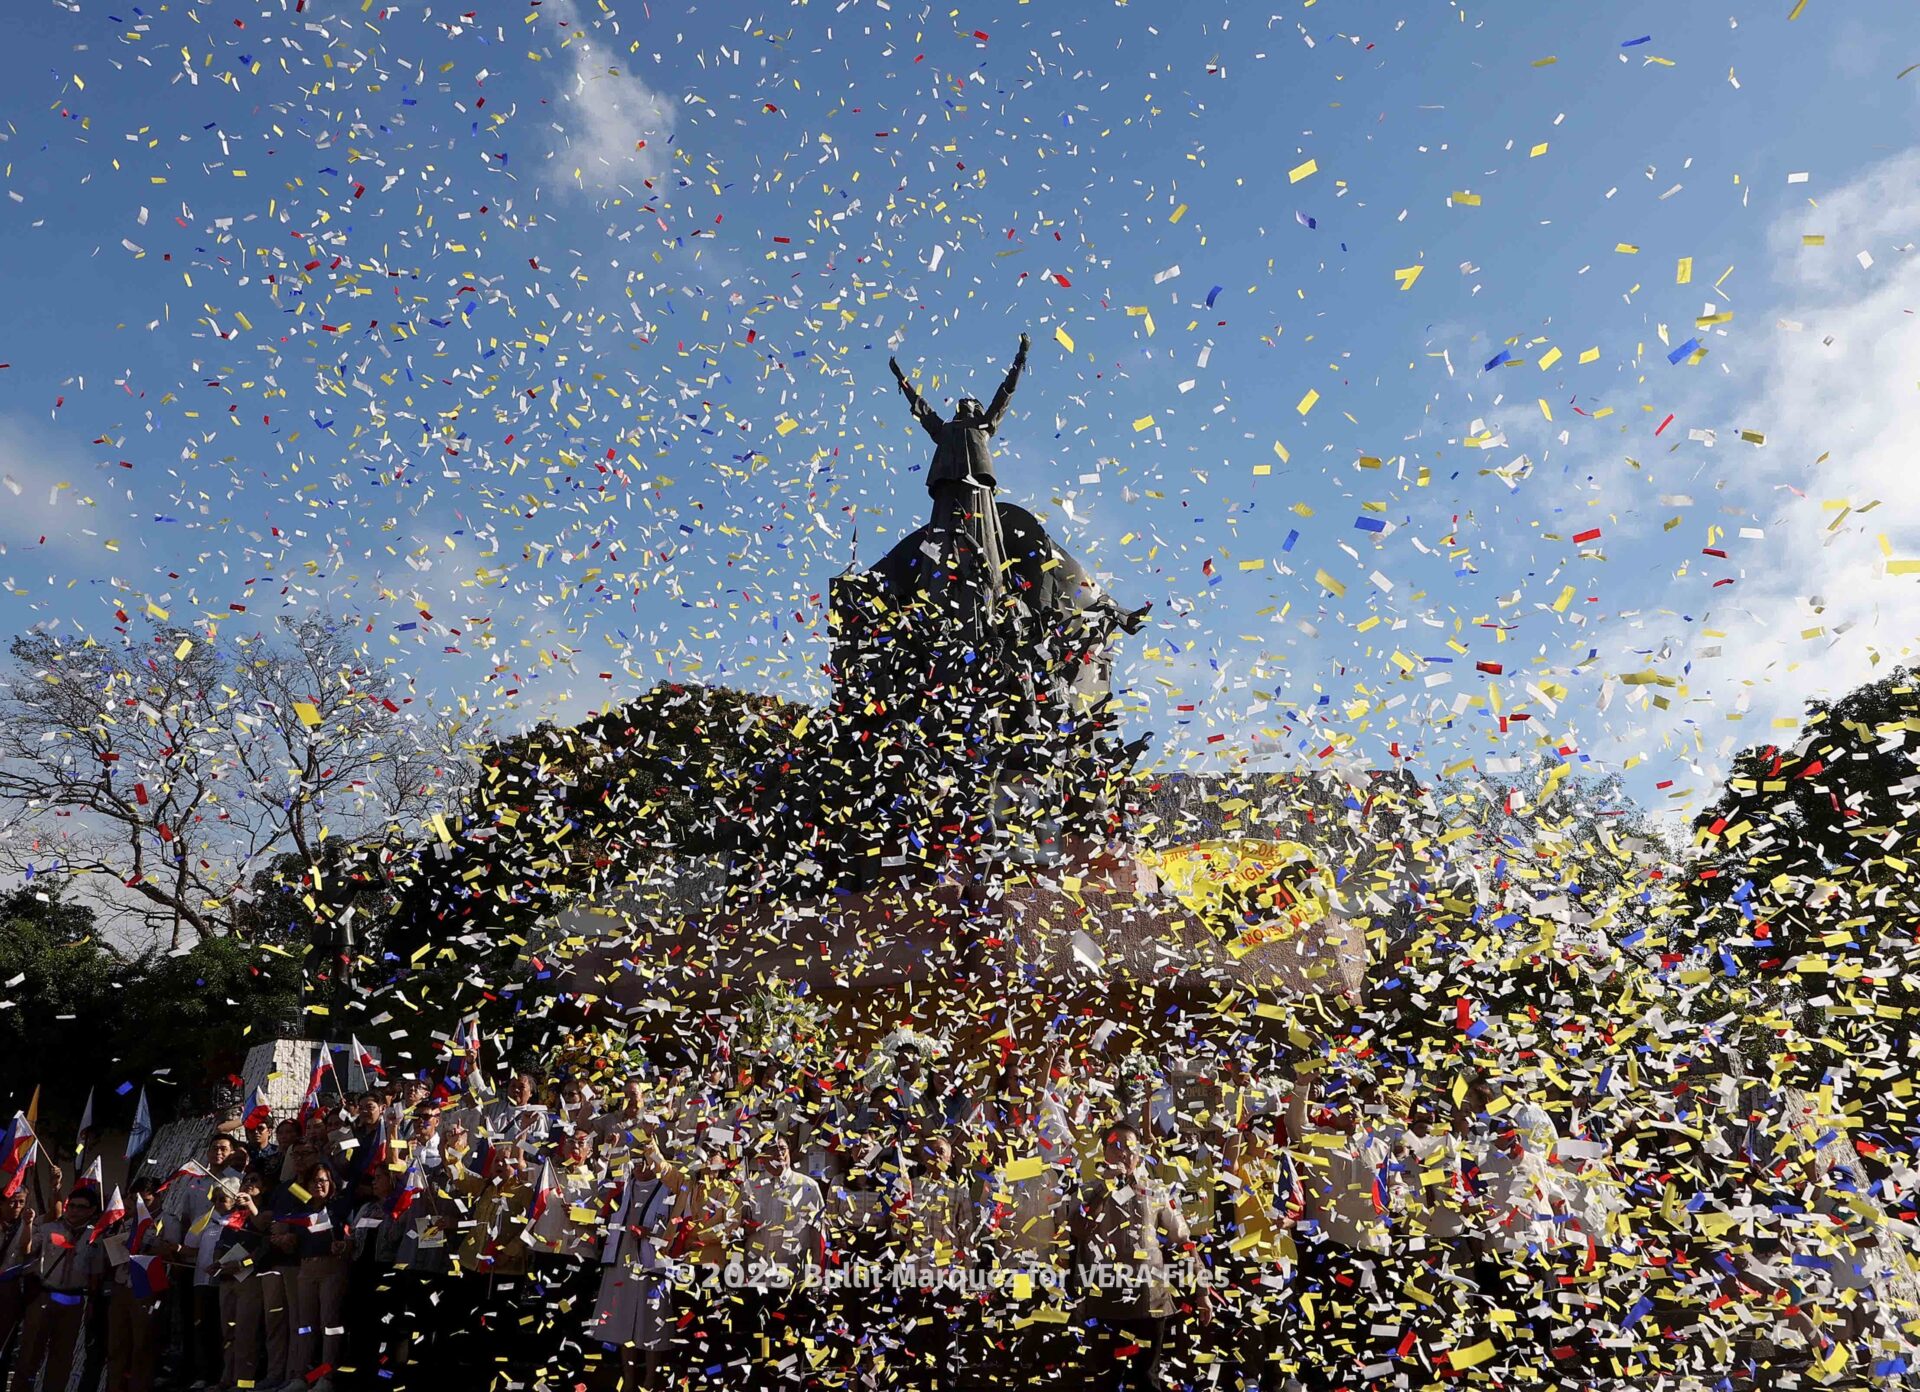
[241,1086,272,1132]
[127,1252,171,1301]
[90,1186,127,1243]
[388,1158,422,1220]
[526,1158,558,1228]
[129,1196,158,1256]
[0,1113,38,1198]
[346,1035,387,1095]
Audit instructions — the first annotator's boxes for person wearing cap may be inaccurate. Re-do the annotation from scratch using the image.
[8,1186,104,1392]
[240,1114,276,1175]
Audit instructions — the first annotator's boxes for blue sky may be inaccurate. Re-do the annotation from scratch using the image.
[2,0,1918,815]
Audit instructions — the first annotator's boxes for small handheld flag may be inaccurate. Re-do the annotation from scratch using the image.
[75,1087,95,1159]
[0,1113,37,1199]
[90,1186,126,1243]
[126,1088,153,1163]
[126,1252,170,1301]
[241,1086,271,1132]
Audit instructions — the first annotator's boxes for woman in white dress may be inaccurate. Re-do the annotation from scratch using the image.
[590,1135,682,1391]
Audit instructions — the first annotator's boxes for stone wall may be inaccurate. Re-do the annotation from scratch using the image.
[134,1037,317,1181]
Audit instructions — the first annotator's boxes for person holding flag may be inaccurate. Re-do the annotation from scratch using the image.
[209,1171,271,1389]
[286,1161,355,1391]
[8,1185,105,1392]
[98,1185,168,1392]
[155,1132,244,1386]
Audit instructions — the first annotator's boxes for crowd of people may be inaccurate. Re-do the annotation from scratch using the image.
[0,1031,1912,1392]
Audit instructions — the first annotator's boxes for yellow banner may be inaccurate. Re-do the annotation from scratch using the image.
[1143,840,1333,956]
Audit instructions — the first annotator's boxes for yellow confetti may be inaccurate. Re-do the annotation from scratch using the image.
[1449,1339,1498,1370]
[1288,159,1318,183]
[1296,389,1319,416]
[1053,324,1075,353]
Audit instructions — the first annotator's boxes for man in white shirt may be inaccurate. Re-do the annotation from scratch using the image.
[1287,1069,1396,1392]
[734,1137,824,1391]
[895,1137,975,1391]
[156,1132,245,1382]
[1068,1121,1191,1392]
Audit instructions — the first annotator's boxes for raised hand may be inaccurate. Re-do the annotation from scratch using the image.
[888,356,905,379]
[1018,332,1031,353]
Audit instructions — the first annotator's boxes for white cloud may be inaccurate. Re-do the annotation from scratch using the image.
[545,0,673,194]
[0,413,119,567]
[1673,147,1920,754]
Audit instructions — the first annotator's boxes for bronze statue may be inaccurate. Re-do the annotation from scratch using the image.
[885,335,1029,612]
[882,335,1151,639]
[889,333,1030,496]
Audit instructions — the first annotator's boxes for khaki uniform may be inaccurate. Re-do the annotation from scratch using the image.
[9,1218,105,1392]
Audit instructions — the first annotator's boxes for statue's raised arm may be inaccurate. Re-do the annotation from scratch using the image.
[982,333,1030,434]
[889,355,944,441]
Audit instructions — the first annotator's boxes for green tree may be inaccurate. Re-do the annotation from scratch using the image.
[0,887,300,1144]
[0,888,123,1136]
[1688,666,1920,975]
